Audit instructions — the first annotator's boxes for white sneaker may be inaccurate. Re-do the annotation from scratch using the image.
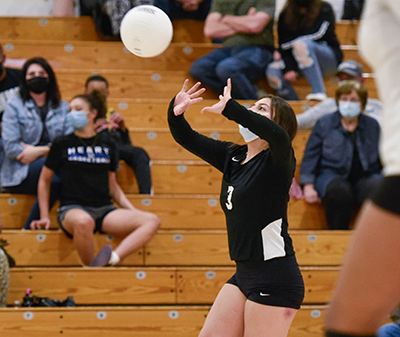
[306,93,327,101]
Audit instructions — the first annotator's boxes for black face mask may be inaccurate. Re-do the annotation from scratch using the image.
[0,65,4,77]
[294,0,311,7]
[26,77,49,94]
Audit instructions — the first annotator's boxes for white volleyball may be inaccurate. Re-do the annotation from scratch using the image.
[120,5,173,58]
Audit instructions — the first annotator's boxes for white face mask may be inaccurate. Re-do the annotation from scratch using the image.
[239,124,259,143]
[338,101,361,119]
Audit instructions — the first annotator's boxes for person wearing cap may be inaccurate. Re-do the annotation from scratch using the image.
[296,59,382,130]
[299,80,382,230]
[266,0,342,102]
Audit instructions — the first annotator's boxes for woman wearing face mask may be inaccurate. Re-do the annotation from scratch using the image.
[300,80,383,230]
[30,91,160,267]
[1,57,72,229]
[169,79,304,337]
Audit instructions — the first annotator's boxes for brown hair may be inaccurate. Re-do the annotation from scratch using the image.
[72,90,107,121]
[335,80,368,111]
[282,0,322,31]
[260,94,298,141]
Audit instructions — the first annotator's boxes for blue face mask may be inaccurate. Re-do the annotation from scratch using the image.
[66,111,89,130]
[338,101,361,119]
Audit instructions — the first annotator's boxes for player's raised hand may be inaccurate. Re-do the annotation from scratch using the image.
[201,78,232,114]
[173,79,206,116]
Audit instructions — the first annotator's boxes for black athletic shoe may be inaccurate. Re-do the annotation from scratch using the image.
[89,244,112,267]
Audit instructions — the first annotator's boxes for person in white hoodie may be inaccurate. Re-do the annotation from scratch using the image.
[325,1,400,336]
[296,59,382,130]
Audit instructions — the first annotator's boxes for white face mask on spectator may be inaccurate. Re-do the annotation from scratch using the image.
[239,124,259,143]
[338,101,361,119]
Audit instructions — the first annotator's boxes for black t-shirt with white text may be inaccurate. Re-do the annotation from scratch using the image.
[45,132,118,207]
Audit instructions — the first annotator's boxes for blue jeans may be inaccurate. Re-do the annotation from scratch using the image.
[154,0,212,21]
[5,157,62,229]
[377,323,400,337]
[190,46,273,100]
[266,38,338,100]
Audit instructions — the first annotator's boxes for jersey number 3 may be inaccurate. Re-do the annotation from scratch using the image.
[225,186,234,210]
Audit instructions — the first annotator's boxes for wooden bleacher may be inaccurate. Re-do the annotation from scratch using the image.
[0,16,359,44]
[1,41,372,73]
[0,193,327,230]
[0,16,100,41]
[7,266,339,306]
[0,305,328,337]
[0,230,348,267]
[0,17,370,336]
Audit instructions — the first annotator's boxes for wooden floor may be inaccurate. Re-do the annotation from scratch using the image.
[0,17,372,336]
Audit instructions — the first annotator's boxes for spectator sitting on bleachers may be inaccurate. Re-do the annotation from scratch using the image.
[51,0,80,16]
[189,0,276,100]
[0,0,80,16]
[300,80,382,230]
[0,44,22,180]
[341,0,364,20]
[296,60,382,130]
[85,74,153,194]
[153,0,212,21]
[30,91,160,267]
[266,0,342,102]
[1,57,72,229]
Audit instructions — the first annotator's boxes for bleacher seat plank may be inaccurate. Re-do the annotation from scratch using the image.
[0,230,351,267]
[8,267,175,306]
[119,161,309,195]
[3,40,370,72]
[0,305,330,337]
[7,266,338,306]
[0,306,209,337]
[145,230,351,266]
[131,195,326,230]
[0,17,357,45]
[119,161,222,194]
[176,267,339,304]
[3,41,217,72]
[335,20,359,45]
[290,306,327,337]
[172,19,210,43]
[55,69,378,101]
[0,194,326,231]
[2,231,143,267]
[107,99,316,131]
[56,69,219,100]
[0,194,58,229]
[127,129,310,162]
[292,230,351,266]
[0,17,99,41]
[145,230,233,266]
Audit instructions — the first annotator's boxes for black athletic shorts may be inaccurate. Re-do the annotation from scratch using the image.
[227,254,305,309]
[371,176,400,216]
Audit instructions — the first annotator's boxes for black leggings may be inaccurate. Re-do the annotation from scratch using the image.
[118,144,152,194]
[322,176,382,230]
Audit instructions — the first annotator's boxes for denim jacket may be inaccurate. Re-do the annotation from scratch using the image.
[1,97,72,187]
[300,111,382,198]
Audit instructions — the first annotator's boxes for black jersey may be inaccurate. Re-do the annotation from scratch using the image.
[45,132,118,207]
[168,98,296,262]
